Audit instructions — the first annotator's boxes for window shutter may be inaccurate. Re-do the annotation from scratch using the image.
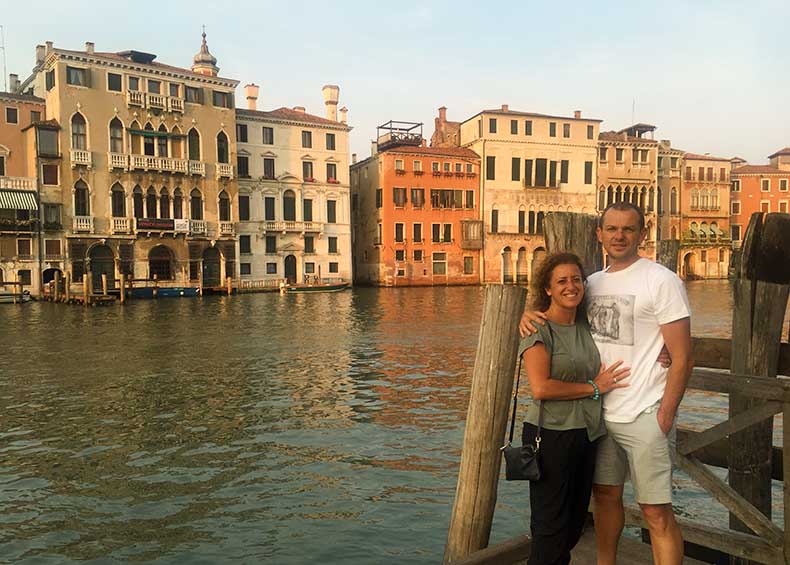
[198,88,205,105]
[84,68,92,88]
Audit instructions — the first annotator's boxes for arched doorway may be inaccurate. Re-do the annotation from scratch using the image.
[284,255,297,284]
[149,245,174,281]
[202,247,221,288]
[88,245,115,292]
[502,247,513,283]
[683,252,697,280]
[42,268,63,284]
[516,247,528,285]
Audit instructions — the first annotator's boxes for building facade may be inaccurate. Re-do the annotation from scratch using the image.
[679,153,732,279]
[234,84,352,285]
[597,124,659,259]
[656,140,684,243]
[351,122,481,286]
[17,35,240,293]
[0,91,46,293]
[438,105,600,284]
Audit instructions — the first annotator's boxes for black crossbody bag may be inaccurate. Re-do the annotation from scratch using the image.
[501,354,544,481]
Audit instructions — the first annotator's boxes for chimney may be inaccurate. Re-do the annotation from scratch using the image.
[9,74,19,92]
[244,83,259,111]
[438,106,447,121]
[370,141,378,156]
[352,153,357,164]
[421,139,427,148]
[45,41,53,54]
[35,45,46,65]
[501,104,509,112]
[85,42,95,54]
[574,110,581,119]
[339,106,348,124]
[293,106,305,113]
[322,84,340,121]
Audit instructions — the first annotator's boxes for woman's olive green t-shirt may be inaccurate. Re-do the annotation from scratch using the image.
[518,320,606,441]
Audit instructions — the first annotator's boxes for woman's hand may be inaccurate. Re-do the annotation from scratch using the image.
[593,361,631,395]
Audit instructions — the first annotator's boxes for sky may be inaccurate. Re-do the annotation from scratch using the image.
[2,0,788,164]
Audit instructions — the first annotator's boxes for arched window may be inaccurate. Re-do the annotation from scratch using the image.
[670,187,678,214]
[606,186,613,207]
[536,211,545,235]
[157,124,168,157]
[109,118,124,153]
[700,221,709,239]
[598,189,605,211]
[173,188,183,220]
[528,206,536,234]
[639,187,647,210]
[146,186,157,218]
[710,188,719,209]
[648,187,654,212]
[74,180,89,216]
[216,131,229,164]
[710,222,719,239]
[149,245,174,281]
[283,189,296,221]
[133,186,143,219]
[700,189,709,209]
[691,189,699,209]
[71,113,87,150]
[171,126,183,159]
[111,183,125,217]
[160,188,170,219]
[657,187,663,215]
[190,189,203,220]
[615,186,622,203]
[188,128,201,161]
[143,123,155,156]
[129,120,142,154]
[690,221,698,236]
[218,190,231,222]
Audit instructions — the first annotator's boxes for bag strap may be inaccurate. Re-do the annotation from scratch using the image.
[507,350,544,446]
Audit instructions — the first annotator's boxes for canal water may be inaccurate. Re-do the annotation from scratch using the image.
[0,280,786,563]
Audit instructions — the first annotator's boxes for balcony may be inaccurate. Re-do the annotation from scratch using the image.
[108,152,128,170]
[126,90,185,114]
[0,176,35,190]
[264,220,323,233]
[129,155,188,174]
[460,219,484,250]
[189,219,207,235]
[111,217,133,234]
[189,161,206,176]
[127,90,145,107]
[216,163,234,179]
[147,94,166,110]
[0,218,37,233]
[45,253,64,261]
[70,149,92,168]
[73,216,94,233]
[168,98,184,113]
[219,221,235,236]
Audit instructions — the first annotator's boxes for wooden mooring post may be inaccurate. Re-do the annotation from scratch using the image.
[443,285,526,564]
[119,273,126,304]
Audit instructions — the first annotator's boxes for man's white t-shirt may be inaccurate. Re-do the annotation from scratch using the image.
[586,258,690,423]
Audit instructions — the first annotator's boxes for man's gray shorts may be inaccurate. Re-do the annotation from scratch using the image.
[593,403,675,505]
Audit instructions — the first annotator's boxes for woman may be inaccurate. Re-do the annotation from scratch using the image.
[519,252,629,565]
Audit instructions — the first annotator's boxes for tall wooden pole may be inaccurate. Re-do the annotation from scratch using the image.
[119,273,126,304]
[543,212,603,275]
[728,212,790,565]
[443,285,526,564]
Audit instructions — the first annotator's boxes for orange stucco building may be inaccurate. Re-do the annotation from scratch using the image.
[350,122,481,286]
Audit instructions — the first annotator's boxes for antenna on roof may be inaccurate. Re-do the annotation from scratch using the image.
[0,26,7,92]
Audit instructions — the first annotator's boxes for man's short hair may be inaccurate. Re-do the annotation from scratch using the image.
[599,201,645,231]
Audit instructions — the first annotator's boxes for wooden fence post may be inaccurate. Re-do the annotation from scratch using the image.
[65,273,71,303]
[119,273,125,304]
[84,272,91,306]
[728,212,790,565]
[543,212,603,275]
[101,274,108,296]
[443,285,527,564]
[53,271,61,302]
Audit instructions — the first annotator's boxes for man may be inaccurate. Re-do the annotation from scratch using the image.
[520,202,693,565]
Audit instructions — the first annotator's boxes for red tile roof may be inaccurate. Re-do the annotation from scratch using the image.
[236,107,348,128]
[385,145,479,159]
[0,91,45,103]
[768,147,790,159]
[684,152,731,162]
[732,165,789,175]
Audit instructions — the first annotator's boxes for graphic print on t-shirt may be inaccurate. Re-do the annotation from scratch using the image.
[588,295,635,345]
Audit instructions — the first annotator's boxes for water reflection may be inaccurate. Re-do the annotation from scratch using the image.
[0,282,781,563]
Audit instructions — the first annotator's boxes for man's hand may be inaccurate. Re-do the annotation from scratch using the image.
[657,345,672,368]
[519,310,548,338]
[656,405,675,435]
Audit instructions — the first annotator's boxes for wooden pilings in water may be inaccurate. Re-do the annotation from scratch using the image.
[543,211,602,275]
[443,284,526,564]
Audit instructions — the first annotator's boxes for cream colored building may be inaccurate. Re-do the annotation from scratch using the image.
[436,106,600,283]
[16,34,240,292]
[234,85,352,284]
[657,140,684,242]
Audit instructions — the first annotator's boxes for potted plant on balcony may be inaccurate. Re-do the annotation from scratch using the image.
[305,177,316,183]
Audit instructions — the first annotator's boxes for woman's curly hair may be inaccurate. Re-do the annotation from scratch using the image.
[530,252,588,318]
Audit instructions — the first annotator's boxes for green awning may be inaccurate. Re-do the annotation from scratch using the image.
[0,189,38,210]
[127,129,184,139]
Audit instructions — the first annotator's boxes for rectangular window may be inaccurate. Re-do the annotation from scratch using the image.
[169,83,180,98]
[303,198,313,221]
[632,148,640,163]
[326,133,336,150]
[706,167,713,181]
[701,250,707,262]
[66,66,87,86]
[265,235,277,254]
[464,256,474,274]
[563,123,570,138]
[237,156,249,178]
[616,148,624,163]
[240,263,252,276]
[236,124,248,142]
[393,187,407,207]
[671,157,679,169]
[486,156,496,180]
[376,223,382,245]
[42,164,59,185]
[302,161,314,180]
[584,161,593,184]
[535,159,548,187]
[5,107,18,124]
[0,156,4,176]
[304,236,315,254]
[327,200,337,223]
[212,91,232,108]
[518,210,526,234]
[600,147,608,161]
[432,253,447,275]
[443,223,452,243]
[301,130,312,148]
[305,262,315,274]
[719,167,726,181]
[328,236,338,254]
[560,160,569,184]
[432,223,441,243]
[240,235,251,254]
[43,204,61,227]
[395,223,405,243]
[17,239,32,256]
[264,197,275,221]
[491,209,499,233]
[731,225,742,241]
[524,159,533,187]
[732,179,741,192]
[263,158,275,179]
[549,160,558,187]
[30,110,41,123]
[413,160,422,172]
[128,76,140,92]
[146,79,160,94]
[185,86,201,103]
[413,249,423,262]
[731,201,741,215]
[443,162,451,173]
[511,157,520,181]
[549,122,557,137]
[327,163,337,182]
[762,179,770,192]
[376,188,383,208]
[45,69,55,91]
[329,262,338,273]
[239,195,250,220]
[432,161,440,172]
[488,118,497,133]
[587,125,594,139]
[525,120,532,135]
[465,190,474,208]
[395,249,405,262]
[18,270,31,286]
[781,179,788,192]
[466,163,473,174]
[510,120,518,134]
[266,262,277,274]
[409,188,423,208]
[262,127,274,145]
[45,239,61,256]
[780,201,789,214]
[761,200,770,213]
[107,73,122,92]
[413,223,422,243]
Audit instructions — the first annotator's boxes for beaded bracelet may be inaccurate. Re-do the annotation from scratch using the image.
[588,380,600,400]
